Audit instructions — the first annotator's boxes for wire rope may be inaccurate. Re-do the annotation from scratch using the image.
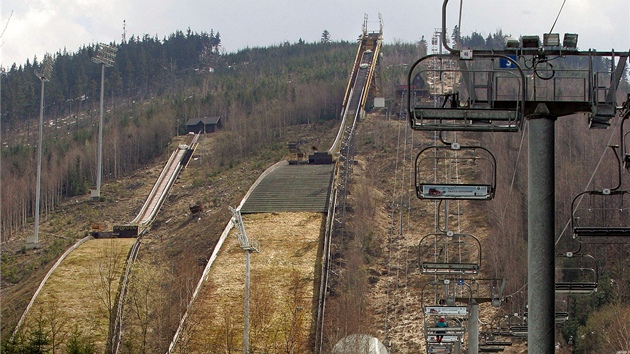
[504,281,528,300]
[384,91,407,338]
[458,0,464,48]
[501,121,528,221]
[400,125,416,347]
[548,0,568,35]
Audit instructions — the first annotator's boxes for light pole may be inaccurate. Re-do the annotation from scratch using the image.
[229,206,260,354]
[28,54,53,249]
[91,43,117,200]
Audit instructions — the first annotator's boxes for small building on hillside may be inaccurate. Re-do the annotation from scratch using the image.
[185,117,222,134]
[396,73,429,99]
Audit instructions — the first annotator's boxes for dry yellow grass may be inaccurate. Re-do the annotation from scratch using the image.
[20,238,135,351]
[176,212,323,353]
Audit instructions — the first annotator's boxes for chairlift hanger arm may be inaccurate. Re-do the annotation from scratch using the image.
[608,145,623,191]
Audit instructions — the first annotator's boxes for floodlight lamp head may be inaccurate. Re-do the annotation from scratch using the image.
[521,35,540,49]
[35,54,53,81]
[543,33,560,47]
[563,33,578,49]
[92,43,118,67]
[504,37,519,49]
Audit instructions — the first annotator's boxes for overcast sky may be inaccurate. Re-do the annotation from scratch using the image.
[1,0,629,69]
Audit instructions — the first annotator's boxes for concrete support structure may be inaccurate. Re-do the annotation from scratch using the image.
[527,108,557,354]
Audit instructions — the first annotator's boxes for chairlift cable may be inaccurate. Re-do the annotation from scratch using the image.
[399,116,410,237]
[389,91,406,237]
[384,91,408,337]
[504,281,528,300]
[500,121,528,221]
[555,116,622,245]
[458,0,465,48]
[393,112,411,333]
[400,128,416,344]
[385,90,419,340]
[548,0,568,36]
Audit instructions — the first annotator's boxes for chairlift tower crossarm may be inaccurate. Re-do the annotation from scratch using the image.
[407,0,629,132]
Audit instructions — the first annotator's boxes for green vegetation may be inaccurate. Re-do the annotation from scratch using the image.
[1,34,355,241]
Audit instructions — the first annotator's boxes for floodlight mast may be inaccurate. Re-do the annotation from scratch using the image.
[229,206,260,354]
[29,54,53,249]
[91,43,117,200]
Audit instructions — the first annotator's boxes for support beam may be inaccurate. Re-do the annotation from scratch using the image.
[527,105,556,354]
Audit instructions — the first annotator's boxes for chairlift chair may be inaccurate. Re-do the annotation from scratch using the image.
[415,144,497,200]
[469,278,506,307]
[571,190,630,243]
[555,253,599,294]
[490,315,512,337]
[507,314,528,337]
[418,232,482,275]
[421,280,473,314]
[554,298,570,323]
[406,53,526,132]
[421,281,473,350]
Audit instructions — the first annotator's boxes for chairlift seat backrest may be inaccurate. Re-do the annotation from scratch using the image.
[555,253,599,294]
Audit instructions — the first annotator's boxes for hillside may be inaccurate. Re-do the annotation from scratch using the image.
[1,121,338,350]
[2,37,629,353]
